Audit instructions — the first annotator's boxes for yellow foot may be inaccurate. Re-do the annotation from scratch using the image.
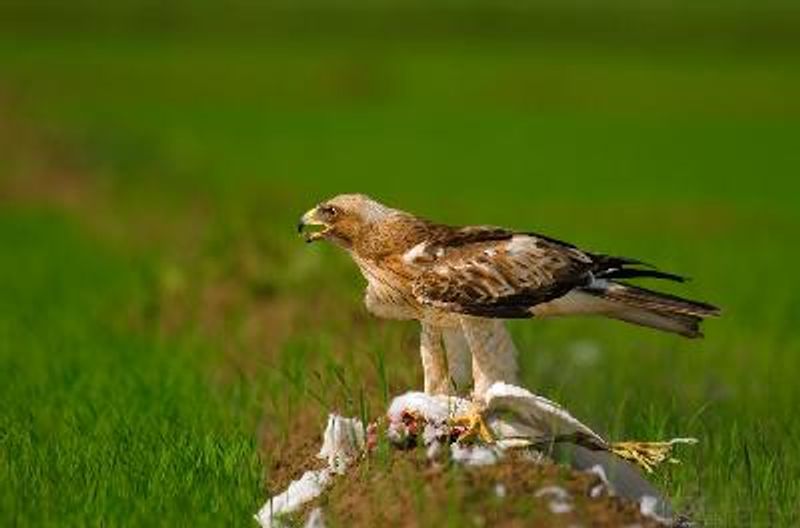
[609,438,698,473]
[449,404,494,444]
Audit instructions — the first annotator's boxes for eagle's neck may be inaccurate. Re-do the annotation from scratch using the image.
[352,213,431,261]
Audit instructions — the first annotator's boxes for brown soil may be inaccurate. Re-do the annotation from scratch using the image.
[287,448,665,527]
[263,432,327,496]
[0,91,94,211]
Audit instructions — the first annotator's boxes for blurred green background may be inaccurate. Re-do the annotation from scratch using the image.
[1,1,799,526]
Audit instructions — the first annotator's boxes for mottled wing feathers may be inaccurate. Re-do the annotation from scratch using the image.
[410,228,595,318]
[430,226,514,247]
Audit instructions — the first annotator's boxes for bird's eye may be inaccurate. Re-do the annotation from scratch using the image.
[321,205,339,218]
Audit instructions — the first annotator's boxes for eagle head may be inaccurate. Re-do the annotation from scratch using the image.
[298,194,392,249]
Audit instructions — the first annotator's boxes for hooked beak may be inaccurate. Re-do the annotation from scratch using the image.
[297,207,331,243]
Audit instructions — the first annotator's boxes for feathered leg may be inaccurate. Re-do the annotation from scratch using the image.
[419,323,452,395]
[441,327,473,395]
[460,317,520,401]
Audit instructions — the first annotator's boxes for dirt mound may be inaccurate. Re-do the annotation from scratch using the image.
[279,447,668,527]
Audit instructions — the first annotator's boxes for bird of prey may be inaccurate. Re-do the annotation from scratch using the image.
[298,194,719,402]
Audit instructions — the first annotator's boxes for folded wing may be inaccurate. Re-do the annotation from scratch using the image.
[411,228,595,318]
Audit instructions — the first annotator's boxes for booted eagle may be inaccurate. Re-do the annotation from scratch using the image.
[299,194,719,400]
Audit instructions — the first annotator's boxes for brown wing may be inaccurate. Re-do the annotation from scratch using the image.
[410,228,595,318]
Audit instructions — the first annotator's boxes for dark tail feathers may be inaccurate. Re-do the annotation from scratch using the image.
[584,281,720,338]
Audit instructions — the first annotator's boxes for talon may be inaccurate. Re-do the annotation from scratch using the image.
[449,404,494,444]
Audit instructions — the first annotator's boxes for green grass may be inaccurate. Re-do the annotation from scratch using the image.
[1,3,799,525]
[0,213,264,524]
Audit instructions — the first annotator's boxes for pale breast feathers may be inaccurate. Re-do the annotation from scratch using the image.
[406,228,595,318]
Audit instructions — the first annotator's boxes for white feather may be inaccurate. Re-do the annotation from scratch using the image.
[402,241,429,264]
[505,235,533,256]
